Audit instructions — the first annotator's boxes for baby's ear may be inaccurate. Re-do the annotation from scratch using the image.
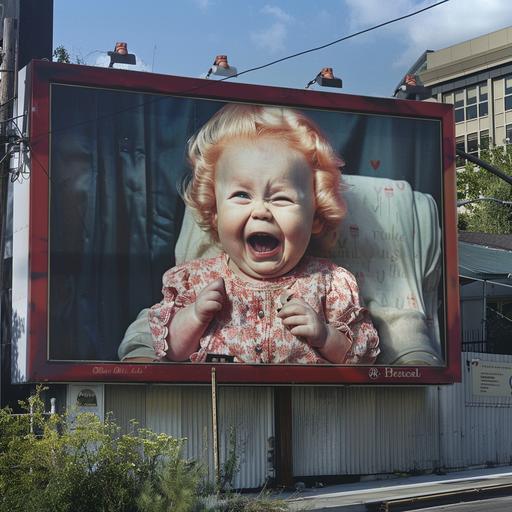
[311,215,324,235]
[212,211,218,229]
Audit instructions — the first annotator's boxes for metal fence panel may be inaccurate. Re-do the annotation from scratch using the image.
[293,386,439,476]
[105,385,146,431]
[105,385,272,489]
[440,352,512,469]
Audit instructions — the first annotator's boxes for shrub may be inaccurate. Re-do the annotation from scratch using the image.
[0,389,187,512]
[0,388,288,512]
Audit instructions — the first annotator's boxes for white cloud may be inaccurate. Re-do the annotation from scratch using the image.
[251,22,288,53]
[261,5,294,23]
[251,4,294,53]
[94,54,150,72]
[343,0,512,67]
[344,0,411,30]
[192,0,212,11]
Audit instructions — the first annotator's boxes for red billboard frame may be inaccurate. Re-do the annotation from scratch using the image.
[22,60,460,384]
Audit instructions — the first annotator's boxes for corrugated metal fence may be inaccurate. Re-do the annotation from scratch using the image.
[104,352,512,488]
[440,352,512,469]
[105,386,273,489]
[292,386,440,476]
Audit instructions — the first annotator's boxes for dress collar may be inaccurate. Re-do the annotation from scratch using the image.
[221,252,308,290]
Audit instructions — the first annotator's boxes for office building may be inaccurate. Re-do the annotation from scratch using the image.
[396,26,512,167]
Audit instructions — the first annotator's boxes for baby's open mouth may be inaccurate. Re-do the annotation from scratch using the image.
[247,233,280,253]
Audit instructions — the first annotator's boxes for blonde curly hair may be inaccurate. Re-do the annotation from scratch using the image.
[183,103,346,250]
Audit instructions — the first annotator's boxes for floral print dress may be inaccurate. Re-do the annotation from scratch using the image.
[149,253,379,364]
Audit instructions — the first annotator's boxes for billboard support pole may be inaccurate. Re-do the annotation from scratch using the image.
[211,367,220,491]
[274,387,293,487]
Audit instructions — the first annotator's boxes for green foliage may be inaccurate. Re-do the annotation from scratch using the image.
[200,491,288,512]
[53,45,86,64]
[0,389,289,512]
[0,388,186,512]
[220,426,241,492]
[136,456,203,512]
[53,45,71,63]
[457,145,512,234]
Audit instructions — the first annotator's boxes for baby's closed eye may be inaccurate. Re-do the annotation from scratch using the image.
[271,195,294,205]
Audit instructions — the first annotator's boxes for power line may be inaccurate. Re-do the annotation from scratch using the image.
[0,96,17,110]
[0,113,25,125]
[8,2,452,272]
[223,0,449,81]
[30,0,448,147]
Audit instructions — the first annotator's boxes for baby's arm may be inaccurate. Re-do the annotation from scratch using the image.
[166,278,225,361]
[278,298,351,363]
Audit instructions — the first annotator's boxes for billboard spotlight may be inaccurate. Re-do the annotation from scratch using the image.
[108,42,136,68]
[205,55,237,78]
[305,67,343,89]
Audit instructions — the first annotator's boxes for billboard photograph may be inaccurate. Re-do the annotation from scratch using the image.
[14,60,460,384]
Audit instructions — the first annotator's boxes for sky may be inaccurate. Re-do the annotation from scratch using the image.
[53,0,512,98]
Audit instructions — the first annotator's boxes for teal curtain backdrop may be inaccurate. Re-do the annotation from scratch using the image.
[49,85,442,360]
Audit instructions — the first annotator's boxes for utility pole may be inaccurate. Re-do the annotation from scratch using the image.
[0,17,16,255]
[0,17,17,407]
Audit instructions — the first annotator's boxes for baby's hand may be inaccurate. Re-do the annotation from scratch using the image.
[277,297,328,348]
[193,278,226,325]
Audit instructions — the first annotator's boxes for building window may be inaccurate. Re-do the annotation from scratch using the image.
[505,76,512,111]
[466,86,478,120]
[452,84,488,122]
[454,90,464,122]
[479,84,488,117]
[442,92,453,104]
[505,123,512,144]
[456,136,465,167]
[480,129,490,152]
[467,132,478,157]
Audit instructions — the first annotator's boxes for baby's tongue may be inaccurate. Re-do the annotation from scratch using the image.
[249,234,279,253]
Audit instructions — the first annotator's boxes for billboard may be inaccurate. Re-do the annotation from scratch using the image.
[12,60,460,384]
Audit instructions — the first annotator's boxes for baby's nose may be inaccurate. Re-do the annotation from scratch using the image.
[251,200,273,220]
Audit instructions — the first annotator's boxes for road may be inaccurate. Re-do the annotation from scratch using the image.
[402,495,512,511]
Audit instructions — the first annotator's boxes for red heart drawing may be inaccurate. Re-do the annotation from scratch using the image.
[370,160,380,170]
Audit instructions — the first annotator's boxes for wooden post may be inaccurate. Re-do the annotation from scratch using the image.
[0,17,16,118]
[0,17,17,408]
[0,16,16,276]
[274,386,293,488]
[211,367,220,490]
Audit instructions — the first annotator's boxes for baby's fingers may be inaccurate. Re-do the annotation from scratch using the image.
[289,325,316,339]
[195,279,225,321]
[201,289,225,306]
[197,279,226,304]
[202,278,226,295]
[277,299,309,318]
[201,297,224,313]
[281,314,309,328]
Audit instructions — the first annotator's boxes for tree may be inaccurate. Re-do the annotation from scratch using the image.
[457,145,512,234]
[53,45,71,64]
[52,45,88,65]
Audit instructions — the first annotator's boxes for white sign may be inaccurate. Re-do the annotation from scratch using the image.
[67,384,105,421]
[470,359,512,397]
